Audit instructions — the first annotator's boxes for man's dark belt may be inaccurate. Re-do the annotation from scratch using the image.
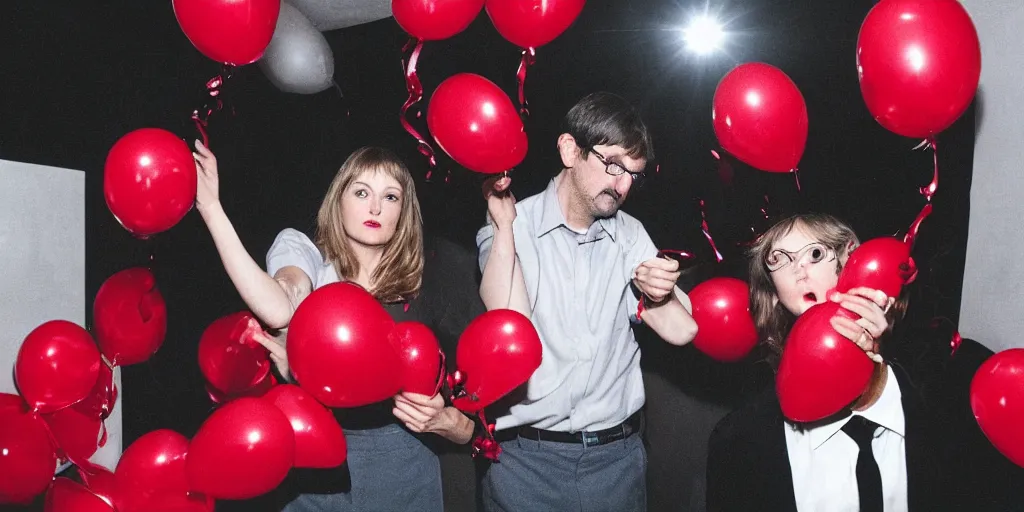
[492,410,643,447]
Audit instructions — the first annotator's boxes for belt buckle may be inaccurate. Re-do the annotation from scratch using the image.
[581,430,600,447]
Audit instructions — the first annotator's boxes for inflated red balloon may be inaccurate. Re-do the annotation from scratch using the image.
[186,397,295,500]
[104,128,197,238]
[389,321,443,395]
[139,492,215,512]
[116,429,190,507]
[427,73,528,174]
[393,0,484,41]
[857,0,981,138]
[0,411,57,505]
[776,302,876,422]
[172,0,280,65]
[198,312,272,399]
[485,0,586,49]
[205,372,276,404]
[44,478,115,512]
[79,467,122,511]
[42,404,104,465]
[287,282,401,408]
[94,267,167,366]
[452,309,542,413]
[263,384,347,469]
[0,393,27,415]
[971,348,1024,468]
[835,237,916,299]
[712,63,808,173]
[689,278,759,362]
[15,320,102,413]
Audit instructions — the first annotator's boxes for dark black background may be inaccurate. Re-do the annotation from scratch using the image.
[2,1,1003,510]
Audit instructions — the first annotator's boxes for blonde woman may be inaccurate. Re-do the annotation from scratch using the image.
[194,142,474,512]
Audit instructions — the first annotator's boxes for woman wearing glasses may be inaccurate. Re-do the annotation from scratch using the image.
[706,213,973,512]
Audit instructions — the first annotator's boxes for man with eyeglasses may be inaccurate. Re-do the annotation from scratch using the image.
[475,91,698,511]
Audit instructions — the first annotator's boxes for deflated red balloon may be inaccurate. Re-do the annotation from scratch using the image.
[94,267,167,366]
[689,277,759,362]
[172,0,280,65]
[776,302,875,423]
[393,0,484,41]
[0,410,57,505]
[104,128,197,238]
[389,321,444,395]
[287,282,400,408]
[452,309,542,413]
[15,320,102,413]
[971,349,1024,468]
[186,397,294,500]
[427,73,528,174]
[263,384,347,469]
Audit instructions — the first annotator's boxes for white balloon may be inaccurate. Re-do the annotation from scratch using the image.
[259,2,336,94]
[287,0,392,32]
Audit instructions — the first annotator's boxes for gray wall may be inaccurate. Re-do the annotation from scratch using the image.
[960,1,1024,352]
[0,159,122,472]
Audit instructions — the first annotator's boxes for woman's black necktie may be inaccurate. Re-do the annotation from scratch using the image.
[842,415,884,512]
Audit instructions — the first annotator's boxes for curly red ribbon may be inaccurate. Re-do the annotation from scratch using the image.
[400,37,438,177]
[516,47,537,118]
[191,65,233,148]
[471,410,502,461]
[699,199,724,263]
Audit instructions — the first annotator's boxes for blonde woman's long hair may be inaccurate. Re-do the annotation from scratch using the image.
[315,147,424,303]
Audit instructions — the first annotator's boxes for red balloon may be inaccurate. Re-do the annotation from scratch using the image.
[427,73,528,174]
[104,128,197,237]
[44,478,115,512]
[712,63,808,173]
[287,282,401,408]
[389,322,443,395]
[393,0,484,41]
[205,372,277,404]
[835,237,916,299]
[116,429,190,506]
[971,349,1024,468]
[198,312,272,399]
[776,302,876,422]
[485,0,586,49]
[94,267,168,366]
[79,467,122,511]
[73,358,118,424]
[42,404,104,465]
[452,309,542,413]
[856,0,981,138]
[186,397,295,500]
[263,384,347,468]
[0,411,57,505]
[0,392,28,415]
[16,320,102,413]
[689,278,759,362]
[137,492,215,512]
[172,0,280,65]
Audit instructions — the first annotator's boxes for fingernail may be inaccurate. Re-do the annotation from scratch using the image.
[830,292,841,302]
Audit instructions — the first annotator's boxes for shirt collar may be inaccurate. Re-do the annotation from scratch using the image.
[795,365,905,450]
[535,175,618,241]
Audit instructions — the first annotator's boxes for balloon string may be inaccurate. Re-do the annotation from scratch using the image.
[920,138,938,202]
[190,65,233,149]
[516,47,537,118]
[793,168,801,192]
[699,198,724,262]
[399,37,438,178]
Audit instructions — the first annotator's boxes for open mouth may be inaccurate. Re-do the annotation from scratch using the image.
[803,292,818,303]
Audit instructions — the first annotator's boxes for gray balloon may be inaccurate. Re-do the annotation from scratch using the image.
[287,0,391,31]
[259,2,336,94]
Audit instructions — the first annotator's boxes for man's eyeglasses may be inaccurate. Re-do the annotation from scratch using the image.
[589,148,647,187]
[764,242,836,273]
